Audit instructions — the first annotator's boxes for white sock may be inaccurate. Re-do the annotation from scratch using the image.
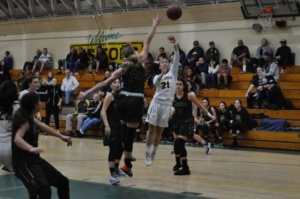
[242,65,246,72]
[146,146,152,153]
[152,146,158,154]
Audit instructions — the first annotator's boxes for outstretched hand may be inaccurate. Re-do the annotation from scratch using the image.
[167,35,176,43]
[61,136,72,147]
[152,14,162,26]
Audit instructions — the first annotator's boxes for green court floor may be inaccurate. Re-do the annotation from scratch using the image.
[0,174,214,199]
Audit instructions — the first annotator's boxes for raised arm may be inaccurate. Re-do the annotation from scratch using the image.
[168,36,179,76]
[139,15,162,64]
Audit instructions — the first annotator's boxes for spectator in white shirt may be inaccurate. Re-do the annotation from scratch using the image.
[61,69,79,105]
[31,48,52,74]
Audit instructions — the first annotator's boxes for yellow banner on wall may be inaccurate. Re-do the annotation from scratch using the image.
[71,41,143,64]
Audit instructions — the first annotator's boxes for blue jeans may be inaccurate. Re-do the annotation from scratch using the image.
[207,73,217,88]
[80,117,101,133]
[62,90,74,104]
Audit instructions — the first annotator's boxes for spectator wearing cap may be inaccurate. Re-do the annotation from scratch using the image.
[205,41,220,63]
[4,51,13,70]
[186,40,204,71]
[274,39,292,74]
[231,39,251,74]
[263,76,286,110]
[157,47,167,61]
[262,52,280,82]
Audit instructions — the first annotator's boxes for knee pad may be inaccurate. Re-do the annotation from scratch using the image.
[173,139,180,154]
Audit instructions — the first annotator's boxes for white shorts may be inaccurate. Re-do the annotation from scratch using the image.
[146,101,172,128]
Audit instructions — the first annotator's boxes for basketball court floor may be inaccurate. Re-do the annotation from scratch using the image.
[1,135,300,199]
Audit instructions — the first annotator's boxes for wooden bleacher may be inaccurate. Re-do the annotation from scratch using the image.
[10,66,300,150]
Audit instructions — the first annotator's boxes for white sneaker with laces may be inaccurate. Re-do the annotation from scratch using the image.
[205,142,211,155]
[145,151,153,166]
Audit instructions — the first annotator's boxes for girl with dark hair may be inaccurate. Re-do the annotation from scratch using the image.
[80,15,161,177]
[101,79,127,185]
[172,78,213,175]
[229,99,250,148]
[46,71,54,85]
[12,92,72,199]
[0,80,19,172]
[196,98,217,144]
[207,58,220,89]
[0,60,11,85]
[215,101,232,147]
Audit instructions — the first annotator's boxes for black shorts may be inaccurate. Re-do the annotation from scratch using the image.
[172,120,194,139]
[14,158,66,193]
[116,95,144,123]
[109,119,123,144]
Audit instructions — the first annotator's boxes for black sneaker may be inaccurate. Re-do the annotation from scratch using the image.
[173,164,182,171]
[66,131,75,136]
[76,130,84,138]
[174,167,190,175]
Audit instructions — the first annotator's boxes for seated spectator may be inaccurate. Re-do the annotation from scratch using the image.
[86,46,107,75]
[34,71,43,89]
[245,66,268,109]
[274,39,292,74]
[204,41,220,63]
[229,99,250,148]
[78,93,103,137]
[4,51,13,70]
[170,44,186,78]
[107,62,116,73]
[186,40,204,71]
[207,58,219,89]
[23,49,42,73]
[17,71,26,89]
[196,98,217,144]
[217,59,232,89]
[66,95,90,136]
[249,38,272,73]
[0,60,11,85]
[186,68,200,96]
[231,39,250,74]
[31,48,52,74]
[71,47,88,75]
[214,101,232,147]
[57,46,78,75]
[61,69,79,105]
[157,47,167,61]
[194,57,208,89]
[262,52,280,82]
[45,71,54,85]
[263,78,286,110]
[99,70,112,95]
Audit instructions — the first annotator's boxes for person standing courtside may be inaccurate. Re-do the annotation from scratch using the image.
[79,15,162,177]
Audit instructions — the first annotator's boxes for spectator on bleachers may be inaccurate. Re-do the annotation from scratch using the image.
[31,48,52,74]
[57,46,78,75]
[186,68,200,96]
[41,78,62,134]
[207,58,219,89]
[46,71,54,85]
[231,39,250,74]
[65,95,90,136]
[204,41,220,63]
[250,38,273,73]
[23,49,42,73]
[0,60,11,85]
[157,47,167,61]
[107,62,116,73]
[71,47,88,75]
[61,69,79,105]
[186,40,204,71]
[245,66,268,109]
[274,39,292,74]
[34,71,43,88]
[99,70,112,95]
[229,99,250,148]
[217,59,232,89]
[86,46,107,75]
[262,52,280,82]
[194,57,208,89]
[195,98,217,144]
[264,77,286,110]
[78,93,102,137]
[214,101,231,147]
[17,72,26,89]
[4,51,13,70]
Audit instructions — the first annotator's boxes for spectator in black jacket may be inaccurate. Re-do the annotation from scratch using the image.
[194,57,208,89]
[86,45,108,75]
[57,46,78,75]
[186,40,204,71]
[78,93,102,137]
[263,78,286,110]
[0,60,11,85]
[215,101,232,147]
[71,47,88,75]
[205,41,220,63]
[274,39,292,74]
[231,39,251,74]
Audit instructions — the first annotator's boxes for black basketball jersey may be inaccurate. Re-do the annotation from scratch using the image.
[106,93,120,122]
[12,118,39,167]
[172,92,193,122]
[122,63,145,94]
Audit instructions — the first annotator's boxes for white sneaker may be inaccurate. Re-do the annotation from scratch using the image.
[145,152,153,166]
[205,143,211,155]
[150,151,156,162]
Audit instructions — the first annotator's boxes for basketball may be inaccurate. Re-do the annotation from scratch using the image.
[166,4,182,20]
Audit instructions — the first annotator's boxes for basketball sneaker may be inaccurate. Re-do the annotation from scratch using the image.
[115,168,127,177]
[173,164,182,172]
[120,164,133,177]
[205,142,211,155]
[174,167,190,175]
[150,151,156,162]
[109,176,120,185]
[145,151,153,166]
